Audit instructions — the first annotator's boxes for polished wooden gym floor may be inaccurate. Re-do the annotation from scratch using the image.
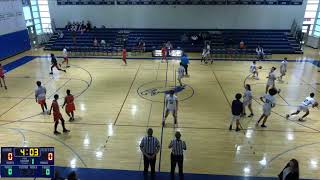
[0,47,320,179]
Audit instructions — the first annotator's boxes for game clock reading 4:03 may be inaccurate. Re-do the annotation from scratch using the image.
[15,147,40,157]
[0,147,54,178]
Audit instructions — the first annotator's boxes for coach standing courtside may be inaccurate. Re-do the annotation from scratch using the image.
[140,128,160,179]
[169,131,187,180]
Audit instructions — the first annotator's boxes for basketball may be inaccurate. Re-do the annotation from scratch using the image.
[258,66,263,69]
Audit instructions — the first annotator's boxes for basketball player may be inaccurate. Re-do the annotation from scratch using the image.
[48,94,70,135]
[278,57,288,81]
[265,67,280,94]
[0,64,7,90]
[286,93,318,121]
[35,81,47,113]
[161,45,167,62]
[229,93,243,131]
[177,62,185,86]
[163,90,178,126]
[61,48,70,68]
[201,47,210,64]
[243,84,254,117]
[122,48,127,65]
[62,89,75,121]
[256,88,278,128]
[250,61,259,80]
[50,53,66,74]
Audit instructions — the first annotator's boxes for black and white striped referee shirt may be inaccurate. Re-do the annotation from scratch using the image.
[140,136,160,154]
[169,139,187,156]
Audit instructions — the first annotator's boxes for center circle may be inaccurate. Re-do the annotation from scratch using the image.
[137,80,194,103]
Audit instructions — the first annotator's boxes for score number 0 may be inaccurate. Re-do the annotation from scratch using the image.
[48,152,53,161]
[7,152,13,160]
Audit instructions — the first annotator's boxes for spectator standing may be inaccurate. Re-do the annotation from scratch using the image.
[256,45,264,60]
[169,131,186,180]
[278,159,299,180]
[71,29,76,45]
[140,128,160,179]
[87,21,92,31]
[180,53,189,77]
[93,38,98,47]
[166,41,173,55]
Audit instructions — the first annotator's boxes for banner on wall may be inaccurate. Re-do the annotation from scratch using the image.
[0,0,26,36]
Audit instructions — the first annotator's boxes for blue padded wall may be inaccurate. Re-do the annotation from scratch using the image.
[0,29,31,61]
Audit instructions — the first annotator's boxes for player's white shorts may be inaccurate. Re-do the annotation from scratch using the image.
[263,107,272,116]
[231,115,241,122]
[178,75,183,80]
[297,105,309,112]
[267,80,275,87]
[166,108,176,113]
[243,100,252,107]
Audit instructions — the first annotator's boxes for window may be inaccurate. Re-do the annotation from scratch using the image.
[23,7,32,20]
[31,5,38,12]
[41,18,51,24]
[34,18,41,24]
[303,0,319,35]
[306,4,318,11]
[39,5,49,11]
[313,30,320,36]
[40,11,50,17]
[38,0,49,4]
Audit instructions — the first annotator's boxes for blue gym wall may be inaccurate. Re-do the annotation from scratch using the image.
[0,0,31,61]
[0,30,31,61]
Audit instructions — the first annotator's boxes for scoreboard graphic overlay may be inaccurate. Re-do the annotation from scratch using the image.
[0,147,54,178]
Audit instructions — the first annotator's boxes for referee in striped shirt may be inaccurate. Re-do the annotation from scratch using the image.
[140,128,160,178]
[169,131,187,179]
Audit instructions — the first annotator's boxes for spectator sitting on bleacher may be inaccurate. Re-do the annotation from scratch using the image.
[101,39,106,47]
[93,38,98,47]
[80,21,86,34]
[59,31,64,39]
[138,39,145,52]
[66,22,72,31]
[239,40,245,49]
[181,33,188,43]
[256,45,264,60]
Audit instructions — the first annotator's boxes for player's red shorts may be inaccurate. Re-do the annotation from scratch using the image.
[64,57,68,60]
[53,112,62,122]
[66,103,75,113]
[38,99,46,105]
[0,75,4,78]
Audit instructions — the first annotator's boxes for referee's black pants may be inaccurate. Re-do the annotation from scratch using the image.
[170,153,184,179]
[182,64,188,75]
[143,154,156,176]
